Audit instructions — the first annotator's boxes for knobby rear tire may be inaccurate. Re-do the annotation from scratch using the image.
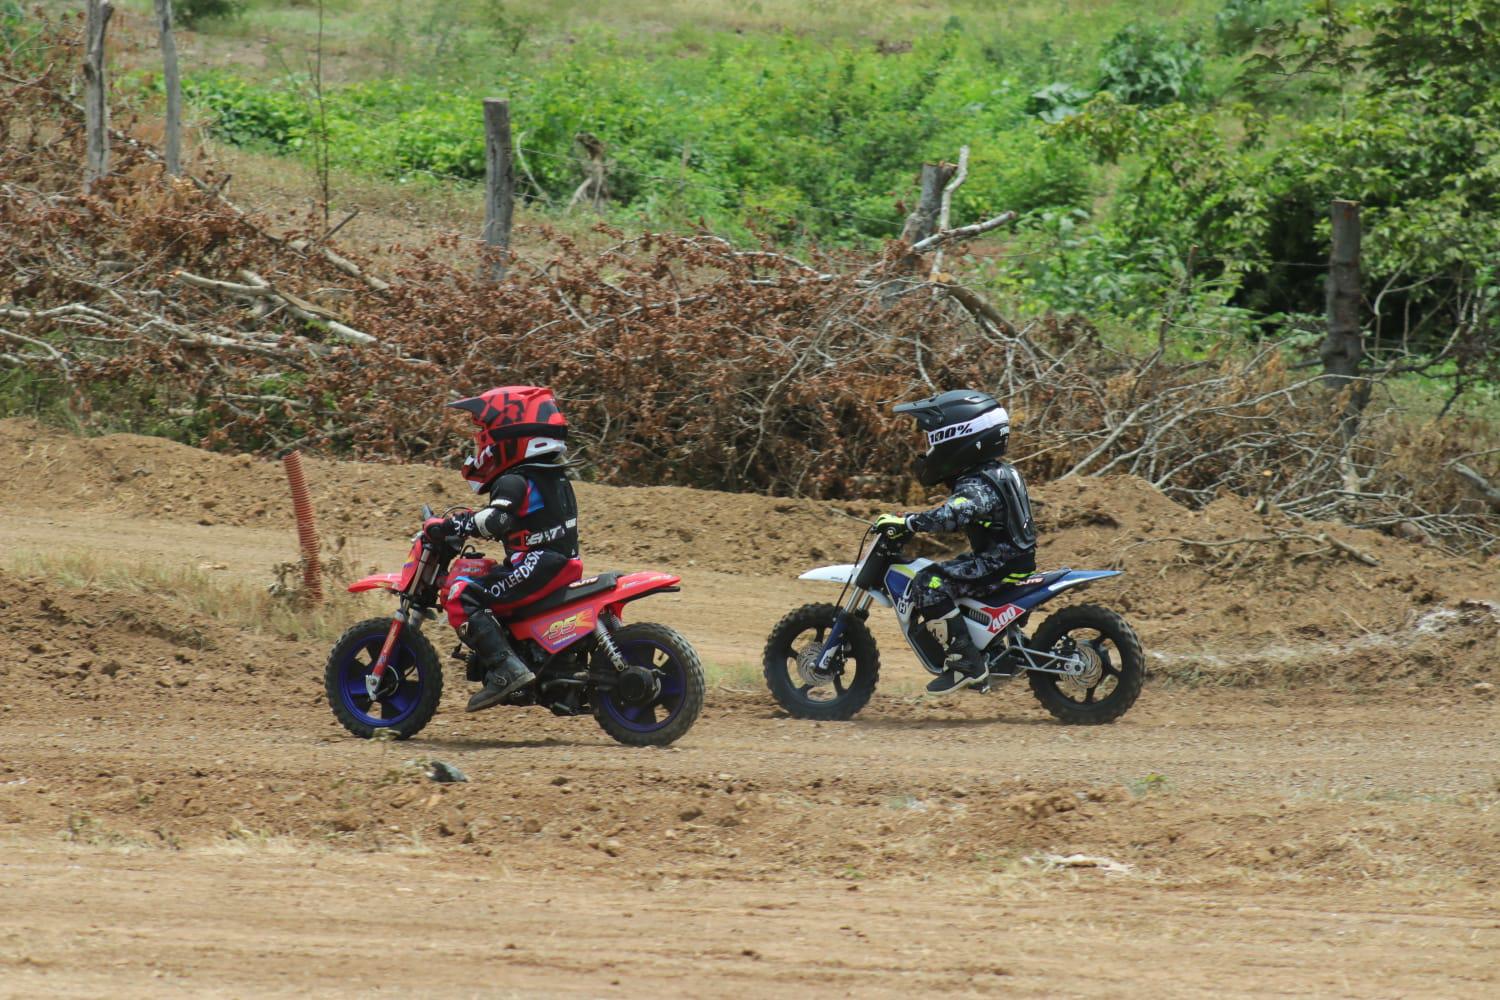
[593,622,706,747]
[1026,604,1143,725]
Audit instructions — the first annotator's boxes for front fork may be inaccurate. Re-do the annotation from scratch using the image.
[366,544,439,698]
[365,600,411,699]
[815,588,873,670]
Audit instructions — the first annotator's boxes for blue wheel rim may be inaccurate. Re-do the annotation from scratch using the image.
[598,638,688,734]
[336,629,428,728]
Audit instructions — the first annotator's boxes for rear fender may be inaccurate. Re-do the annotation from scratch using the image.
[511,572,682,654]
[1048,569,1121,592]
[1014,570,1121,610]
[601,571,682,618]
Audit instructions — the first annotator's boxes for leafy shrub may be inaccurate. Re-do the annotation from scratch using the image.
[185,74,311,148]
[1027,81,1094,123]
[1097,24,1205,106]
[172,0,245,29]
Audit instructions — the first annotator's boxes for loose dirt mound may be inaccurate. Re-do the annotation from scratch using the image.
[4,418,1495,688]
[1036,476,1500,686]
[0,576,309,709]
[0,418,874,577]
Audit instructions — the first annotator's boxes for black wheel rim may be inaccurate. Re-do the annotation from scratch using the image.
[778,624,855,705]
[597,638,689,734]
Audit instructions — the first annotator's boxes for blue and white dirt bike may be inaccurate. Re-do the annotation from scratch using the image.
[763,522,1144,723]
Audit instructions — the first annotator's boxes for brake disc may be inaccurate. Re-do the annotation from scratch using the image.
[1059,642,1105,696]
[795,645,836,688]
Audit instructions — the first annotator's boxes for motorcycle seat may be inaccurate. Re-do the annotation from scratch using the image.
[988,568,1072,600]
[520,572,621,615]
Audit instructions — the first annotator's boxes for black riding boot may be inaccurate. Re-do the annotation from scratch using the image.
[459,611,535,712]
[926,613,990,695]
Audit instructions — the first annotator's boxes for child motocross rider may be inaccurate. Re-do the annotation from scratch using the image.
[423,386,584,712]
[875,389,1038,696]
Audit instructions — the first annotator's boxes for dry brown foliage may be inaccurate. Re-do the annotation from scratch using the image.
[2,20,1496,555]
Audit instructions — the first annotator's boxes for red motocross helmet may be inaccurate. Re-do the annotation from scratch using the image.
[447,386,569,492]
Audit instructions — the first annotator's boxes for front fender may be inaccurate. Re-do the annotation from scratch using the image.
[348,572,402,593]
[797,563,893,607]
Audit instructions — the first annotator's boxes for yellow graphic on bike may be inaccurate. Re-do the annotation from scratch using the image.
[539,608,596,649]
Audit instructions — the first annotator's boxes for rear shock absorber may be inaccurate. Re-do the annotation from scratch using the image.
[594,615,628,670]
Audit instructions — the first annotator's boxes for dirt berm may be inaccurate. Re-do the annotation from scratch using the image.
[2,417,1495,687]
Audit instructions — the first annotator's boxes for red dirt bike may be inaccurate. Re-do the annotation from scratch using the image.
[324,505,705,746]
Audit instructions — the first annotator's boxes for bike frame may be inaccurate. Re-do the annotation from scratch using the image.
[800,534,1121,677]
[346,529,681,696]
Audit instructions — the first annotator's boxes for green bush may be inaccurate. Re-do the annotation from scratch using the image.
[1028,81,1094,124]
[185,73,313,149]
[1097,24,1205,106]
[186,33,1094,243]
[172,0,245,29]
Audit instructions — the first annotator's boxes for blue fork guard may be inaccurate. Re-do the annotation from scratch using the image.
[816,616,850,667]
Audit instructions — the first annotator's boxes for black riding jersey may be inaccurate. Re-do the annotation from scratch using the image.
[906,461,1036,567]
[453,462,579,559]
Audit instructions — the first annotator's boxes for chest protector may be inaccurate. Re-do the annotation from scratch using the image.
[962,462,1037,556]
[490,464,579,558]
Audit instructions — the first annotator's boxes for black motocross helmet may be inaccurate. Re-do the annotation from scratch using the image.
[894,389,1010,487]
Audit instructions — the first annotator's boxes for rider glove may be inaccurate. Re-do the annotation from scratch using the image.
[423,510,479,545]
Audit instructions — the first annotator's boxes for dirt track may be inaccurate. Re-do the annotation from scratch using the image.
[1,422,1497,997]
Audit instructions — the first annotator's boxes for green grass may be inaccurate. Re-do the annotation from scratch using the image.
[704,659,766,691]
[1,548,376,643]
[120,0,1231,81]
[99,0,1245,246]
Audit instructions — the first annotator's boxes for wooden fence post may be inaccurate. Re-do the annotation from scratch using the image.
[1320,199,1369,439]
[154,0,182,176]
[900,161,958,246]
[1320,199,1363,387]
[1314,194,1374,446]
[482,98,514,283]
[83,0,114,192]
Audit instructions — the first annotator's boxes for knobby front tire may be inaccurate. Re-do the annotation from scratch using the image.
[325,617,444,740]
[762,603,880,721]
